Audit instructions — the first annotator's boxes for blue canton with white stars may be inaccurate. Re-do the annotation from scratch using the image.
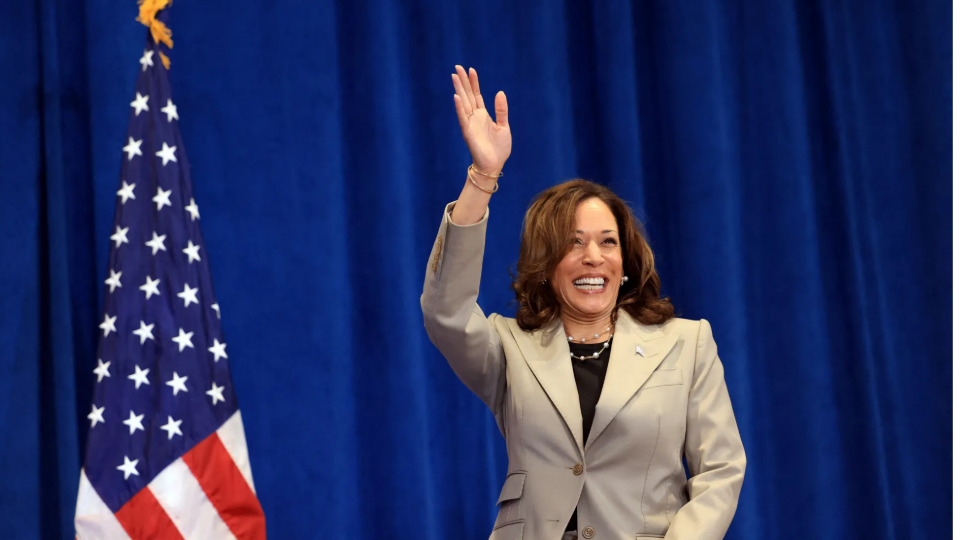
[84,29,238,514]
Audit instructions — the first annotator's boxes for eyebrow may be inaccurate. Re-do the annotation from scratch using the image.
[576,230,618,234]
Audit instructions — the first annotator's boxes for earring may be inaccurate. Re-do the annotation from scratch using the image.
[620,276,628,287]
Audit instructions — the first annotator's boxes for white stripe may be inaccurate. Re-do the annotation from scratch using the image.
[148,458,236,540]
[75,469,132,540]
[216,410,257,493]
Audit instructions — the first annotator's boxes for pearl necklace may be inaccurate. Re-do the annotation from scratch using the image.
[568,327,614,361]
[566,326,612,344]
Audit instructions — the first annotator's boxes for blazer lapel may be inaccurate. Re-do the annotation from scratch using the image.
[507,319,585,455]
[585,311,680,450]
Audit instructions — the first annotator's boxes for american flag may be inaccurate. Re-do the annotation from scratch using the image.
[74,5,266,539]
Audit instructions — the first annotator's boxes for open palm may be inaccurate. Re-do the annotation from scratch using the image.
[452,66,511,174]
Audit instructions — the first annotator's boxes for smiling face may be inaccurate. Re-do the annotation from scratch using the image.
[550,197,623,322]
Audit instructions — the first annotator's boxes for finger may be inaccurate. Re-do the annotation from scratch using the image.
[468,67,486,110]
[494,91,509,128]
[451,73,474,115]
[455,65,478,111]
[453,94,469,132]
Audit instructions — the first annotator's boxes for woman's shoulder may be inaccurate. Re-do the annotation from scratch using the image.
[489,312,530,332]
[622,314,707,342]
[488,312,559,340]
[660,316,703,334]
[657,317,724,351]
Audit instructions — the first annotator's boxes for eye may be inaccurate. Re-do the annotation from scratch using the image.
[573,238,584,245]
[603,238,619,246]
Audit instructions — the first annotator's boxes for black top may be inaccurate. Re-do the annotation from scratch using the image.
[565,338,613,532]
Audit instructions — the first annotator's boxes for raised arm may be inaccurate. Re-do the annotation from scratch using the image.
[421,67,513,415]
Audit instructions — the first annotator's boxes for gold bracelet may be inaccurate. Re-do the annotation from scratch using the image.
[469,163,503,179]
[467,172,498,194]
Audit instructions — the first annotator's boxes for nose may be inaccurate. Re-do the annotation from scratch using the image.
[583,241,603,265]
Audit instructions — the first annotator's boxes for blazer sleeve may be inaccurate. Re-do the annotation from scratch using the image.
[665,319,747,540]
[420,202,507,415]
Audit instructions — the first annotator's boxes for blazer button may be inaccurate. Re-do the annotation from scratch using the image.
[582,526,595,538]
[572,463,584,476]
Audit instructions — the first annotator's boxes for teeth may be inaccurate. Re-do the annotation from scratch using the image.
[575,284,603,291]
[574,277,605,291]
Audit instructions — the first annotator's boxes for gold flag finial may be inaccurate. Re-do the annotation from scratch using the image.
[136,0,173,68]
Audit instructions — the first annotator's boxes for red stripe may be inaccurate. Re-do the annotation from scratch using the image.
[115,485,185,540]
[183,433,267,540]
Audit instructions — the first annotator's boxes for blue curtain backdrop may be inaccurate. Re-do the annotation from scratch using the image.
[0,0,950,538]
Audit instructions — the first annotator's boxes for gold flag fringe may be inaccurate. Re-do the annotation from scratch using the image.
[136,0,173,69]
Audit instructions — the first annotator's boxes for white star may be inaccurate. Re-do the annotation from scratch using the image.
[166,372,189,396]
[139,49,154,71]
[93,359,111,382]
[161,99,179,122]
[159,416,183,440]
[155,142,177,166]
[130,92,150,116]
[172,328,194,352]
[122,410,145,435]
[117,456,139,480]
[183,240,201,263]
[211,303,221,319]
[177,283,199,307]
[117,181,136,204]
[87,404,105,428]
[99,313,117,337]
[110,226,129,248]
[145,231,167,255]
[140,275,161,300]
[208,338,228,363]
[152,187,172,211]
[104,269,122,293]
[132,320,155,345]
[122,137,143,161]
[128,365,150,389]
[206,382,226,405]
[185,197,200,221]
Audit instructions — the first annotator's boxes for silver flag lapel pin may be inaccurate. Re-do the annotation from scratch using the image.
[636,346,646,357]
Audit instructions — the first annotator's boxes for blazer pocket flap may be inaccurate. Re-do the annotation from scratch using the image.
[490,520,523,539]
[644,368,682,389]
[496,472,526,505]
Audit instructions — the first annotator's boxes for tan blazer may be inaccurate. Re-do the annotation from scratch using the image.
[421,203,746,540]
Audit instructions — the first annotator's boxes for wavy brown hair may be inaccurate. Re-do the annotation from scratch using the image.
[511,179,674,331]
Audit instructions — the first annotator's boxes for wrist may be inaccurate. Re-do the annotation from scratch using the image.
[466,169,499,194]
[470,162,504,178]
